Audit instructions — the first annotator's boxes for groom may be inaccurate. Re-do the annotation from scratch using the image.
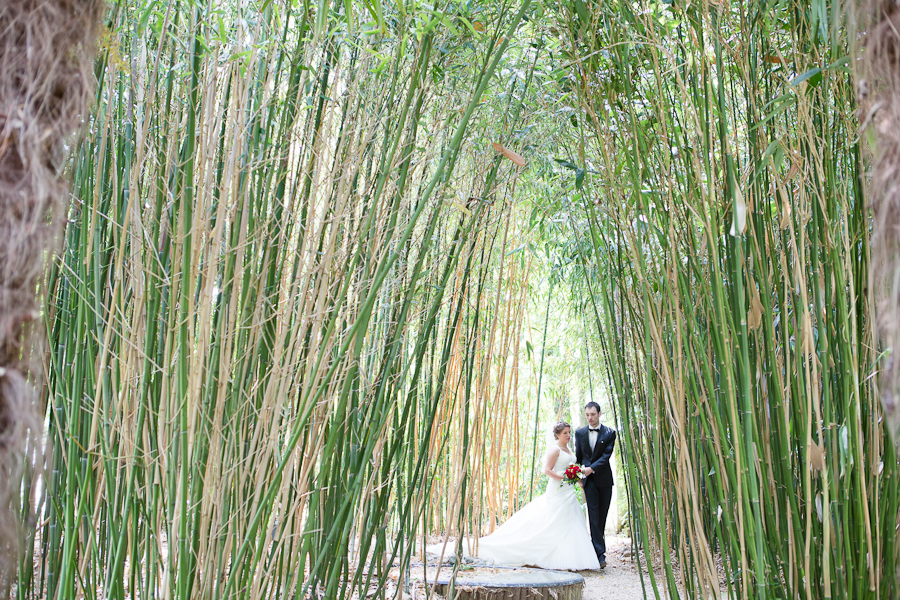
[575,401,616,569]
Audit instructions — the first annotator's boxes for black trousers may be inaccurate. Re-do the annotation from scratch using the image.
[584,483,612,561]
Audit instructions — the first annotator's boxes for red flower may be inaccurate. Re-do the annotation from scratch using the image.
[563,464,585,485]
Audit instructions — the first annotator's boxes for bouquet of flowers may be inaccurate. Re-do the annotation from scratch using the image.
[563,463,586,485]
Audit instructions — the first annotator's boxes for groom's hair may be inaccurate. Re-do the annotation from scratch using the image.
[584,401,601,413]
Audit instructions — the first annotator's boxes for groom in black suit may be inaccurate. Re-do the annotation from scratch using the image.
[575,401,616,569]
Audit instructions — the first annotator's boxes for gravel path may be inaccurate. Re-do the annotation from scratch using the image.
[579,535,664,600]
[393,534,676,600]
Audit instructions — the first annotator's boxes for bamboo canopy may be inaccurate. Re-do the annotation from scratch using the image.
[12,0,900,599]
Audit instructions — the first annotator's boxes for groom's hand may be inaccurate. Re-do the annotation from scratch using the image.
[583,467,594,476]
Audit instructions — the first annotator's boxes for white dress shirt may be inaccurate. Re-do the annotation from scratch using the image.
[588,426,600,451]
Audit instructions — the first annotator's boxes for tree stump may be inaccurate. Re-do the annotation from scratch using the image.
[429,566,584,600]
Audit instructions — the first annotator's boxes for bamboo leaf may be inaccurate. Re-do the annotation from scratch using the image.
[492,142,526,166]
[729,185,747,236]
[748,286,762,330]
[790,67,823,87]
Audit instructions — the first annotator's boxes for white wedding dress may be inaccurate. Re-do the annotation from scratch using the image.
[428,448,600,571]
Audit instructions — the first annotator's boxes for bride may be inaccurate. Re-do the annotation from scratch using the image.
[429,421,600,571]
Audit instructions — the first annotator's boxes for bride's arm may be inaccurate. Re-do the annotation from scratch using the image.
[541,447,564,481]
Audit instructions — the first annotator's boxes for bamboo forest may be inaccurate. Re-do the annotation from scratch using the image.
[1,0,898,598]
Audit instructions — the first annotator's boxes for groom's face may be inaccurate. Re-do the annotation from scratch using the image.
[585,407,600,427]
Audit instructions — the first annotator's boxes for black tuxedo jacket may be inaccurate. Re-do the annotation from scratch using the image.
[575,424,616,489]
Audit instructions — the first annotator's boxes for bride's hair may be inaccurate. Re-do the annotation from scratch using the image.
[552,421,571,439]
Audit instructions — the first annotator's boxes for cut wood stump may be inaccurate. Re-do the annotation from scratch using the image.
[428,565,584,600]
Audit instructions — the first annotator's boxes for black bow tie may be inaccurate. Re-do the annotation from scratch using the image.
[589,428,600,432]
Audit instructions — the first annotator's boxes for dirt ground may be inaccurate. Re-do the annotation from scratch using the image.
[377,534,680,600]
[579,535,671,600]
